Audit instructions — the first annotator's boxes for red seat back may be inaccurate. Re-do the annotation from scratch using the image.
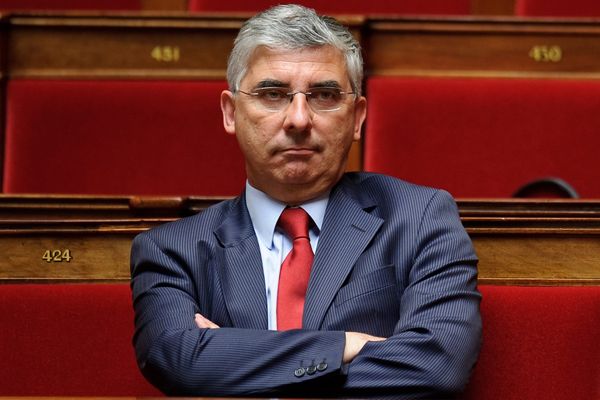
[0,283,162,396]
[364,77,600,197]
[3,80,245,196]
[465,285,600,400]
[516,0,600,17]
[0,0,140,11]
[188,0,470,15]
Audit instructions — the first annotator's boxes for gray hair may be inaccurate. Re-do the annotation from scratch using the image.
[227,4,363,96]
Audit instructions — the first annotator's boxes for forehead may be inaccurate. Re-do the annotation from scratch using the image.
[241,45,350,87]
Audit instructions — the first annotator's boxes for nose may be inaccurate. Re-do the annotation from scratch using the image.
[282,92,313,133]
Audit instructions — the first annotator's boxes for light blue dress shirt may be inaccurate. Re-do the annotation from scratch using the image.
[245,181,329,330]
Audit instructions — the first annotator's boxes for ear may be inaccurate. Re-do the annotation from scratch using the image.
[221,90,236,135]
[352,96,367,141]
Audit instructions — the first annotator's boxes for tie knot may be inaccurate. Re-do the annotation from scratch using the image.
[278,208,311,240]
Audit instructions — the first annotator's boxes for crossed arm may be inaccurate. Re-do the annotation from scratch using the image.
[194,313,385,363]
[132,189,481,397]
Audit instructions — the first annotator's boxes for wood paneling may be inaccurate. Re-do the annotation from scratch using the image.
[7,13,244,79]
[365,17,600,79]
[471,0,514,15]
[460,199,600,285]
[1,196,599,285]
[0,195,217,282]
[1,12,599,81]
[4,13,363,79]
[140,0,188,11]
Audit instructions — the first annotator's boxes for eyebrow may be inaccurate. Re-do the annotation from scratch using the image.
[252,79,343,90]
[253,80,288,89]
[310,80,342,89]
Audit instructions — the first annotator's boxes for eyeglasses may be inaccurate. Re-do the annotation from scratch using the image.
[237,87,356,112]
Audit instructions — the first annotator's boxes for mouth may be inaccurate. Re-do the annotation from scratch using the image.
[280,147,316,156]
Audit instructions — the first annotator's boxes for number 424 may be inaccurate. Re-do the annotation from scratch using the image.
[42,249,72,263]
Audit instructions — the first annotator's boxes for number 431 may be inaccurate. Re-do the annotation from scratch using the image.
[42,249,72,263]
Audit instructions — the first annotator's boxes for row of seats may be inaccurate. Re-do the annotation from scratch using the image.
[1,283,598,398]
[1,0,600,17]
[3,80,246,197]
[364,77,600,198]
[0,0,142,11]
[2,77,599,198]
[190,0,600,18]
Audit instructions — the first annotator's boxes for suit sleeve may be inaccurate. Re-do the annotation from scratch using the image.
[130,232,346,396]
[342,189,482,396]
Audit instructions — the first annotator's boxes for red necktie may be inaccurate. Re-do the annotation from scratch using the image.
[277,207,314,330]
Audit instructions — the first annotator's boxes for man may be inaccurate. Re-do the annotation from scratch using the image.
[131,4,481,398]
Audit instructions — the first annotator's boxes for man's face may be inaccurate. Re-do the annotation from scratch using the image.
[221,45,367,204]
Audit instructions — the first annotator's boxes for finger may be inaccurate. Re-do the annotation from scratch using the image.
[194,313,205,328]
[195,313,220,329]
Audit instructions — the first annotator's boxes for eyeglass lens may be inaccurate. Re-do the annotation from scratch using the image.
[244,87,351,112]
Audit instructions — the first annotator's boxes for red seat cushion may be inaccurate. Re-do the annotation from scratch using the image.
[188,0,470,15]
[0,283,162,396]
[516,0,600,17]
[465,285,600,400]
[3,80,245,196]
[364,77,600,197]
[1,283,597,397]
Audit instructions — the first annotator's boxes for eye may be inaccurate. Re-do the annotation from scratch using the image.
[310,88,341,103]
[256,88,288,102]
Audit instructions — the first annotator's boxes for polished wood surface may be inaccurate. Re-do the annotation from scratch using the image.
[1,13,598,80]
[1,195,598,285]
[6,13,244,79]
[0,195,214,282]
[471,0,515,15]
[3,12,363,80]
[460,199,600,285]
[365,17,600,79]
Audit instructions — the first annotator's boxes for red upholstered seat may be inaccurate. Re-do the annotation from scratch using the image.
[364,77,600,198]
[0,0,140,11]
[465,285,600,400]
[1,283,596,397]
[3,80,245,196]
[188,0,470,15]
[516,0,600,17]
[0,284,162,396]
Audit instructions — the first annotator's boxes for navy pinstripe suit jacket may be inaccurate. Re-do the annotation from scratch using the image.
[130,172,481,398]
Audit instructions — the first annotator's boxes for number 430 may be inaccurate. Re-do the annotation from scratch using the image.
[42,249,72,263]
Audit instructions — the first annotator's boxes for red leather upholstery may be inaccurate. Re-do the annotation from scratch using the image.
[0,0,140,10]
[188,0,470,15]
[3,80,245,196]
[1,283,596,397]
[0,284,162,396]
[364,77,600,197]
[516,0,600,17]
[465,285,600,400]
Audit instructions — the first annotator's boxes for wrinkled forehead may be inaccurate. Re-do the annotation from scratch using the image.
[241,45,351,88]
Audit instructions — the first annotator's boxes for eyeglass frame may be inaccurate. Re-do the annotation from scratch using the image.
[236,86,357,112]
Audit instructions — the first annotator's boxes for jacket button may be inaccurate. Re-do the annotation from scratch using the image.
[317,362,328,371]
[294,367,305,377]
[306,365,317,375]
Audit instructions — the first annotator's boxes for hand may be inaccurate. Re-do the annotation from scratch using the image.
[195,313,220,329]
[194,313,383,362]
[343,331,385,363]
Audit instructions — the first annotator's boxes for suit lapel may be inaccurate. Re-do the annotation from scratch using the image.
[214,196,268,330]
[303,178,383,330]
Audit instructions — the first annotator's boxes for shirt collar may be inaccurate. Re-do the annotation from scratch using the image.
[245,181,329,250]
